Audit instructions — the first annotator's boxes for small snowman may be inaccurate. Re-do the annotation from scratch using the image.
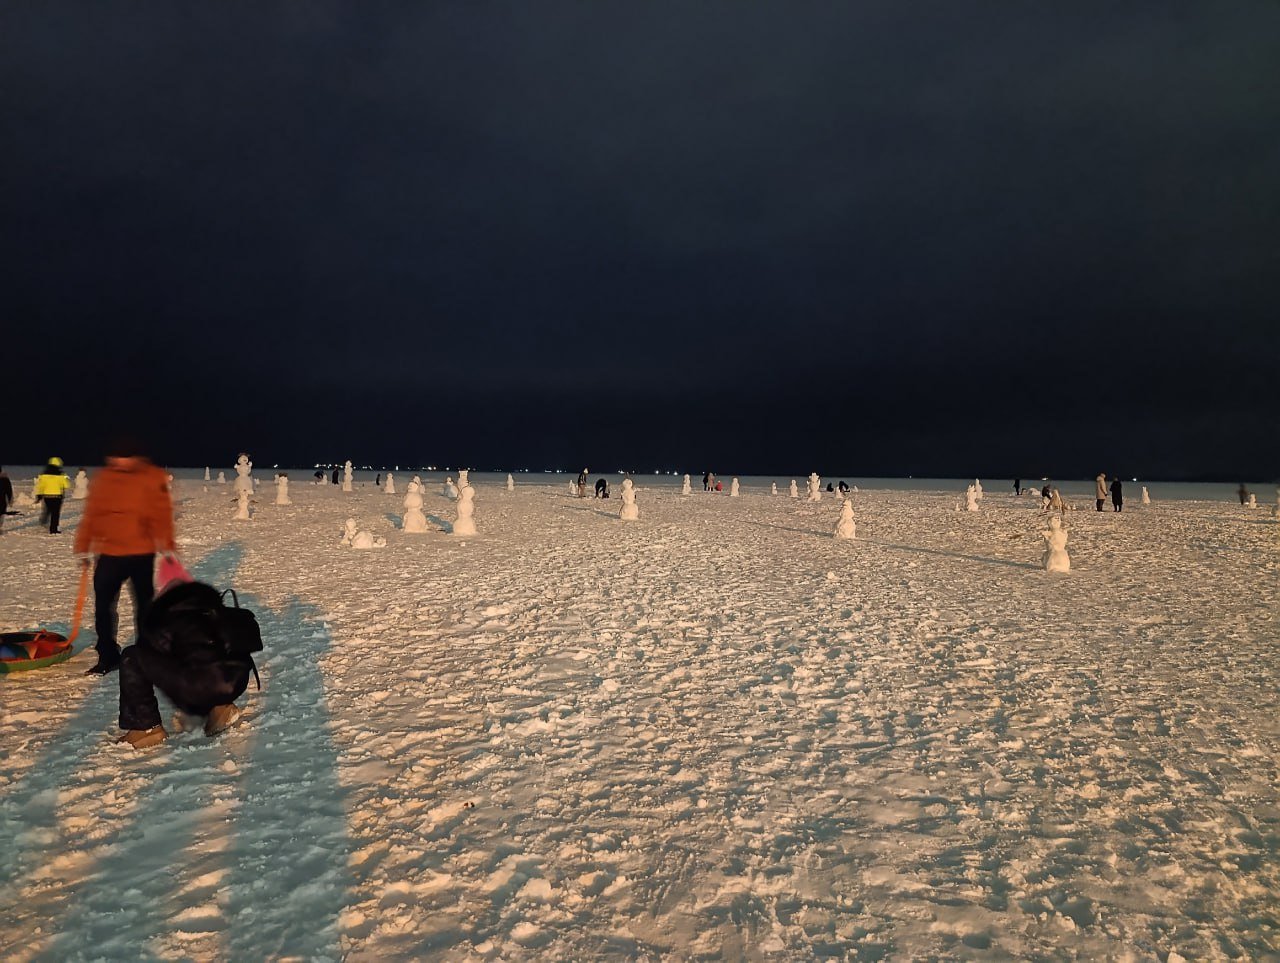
[834,498,856,539]
[965,484,980,512]
[342,461,354,493]
[217,471,227,485]
[568,478,577,495]
[453,483,477,536]
[789,479,799,498]
[507,473,515,491]
[1141,486,1151,505]
[444,476,459,499]
[771,482,778,496]
[620,478,639,521]
[1042,515,1070,573]
[730,477,740,498]
[385,472,396,495]
[807,473,822,503]
[235,489,252,521]
[681,474,692,496]
[72,470,89,500]
[402,483,429,533]
[204,467,211,482]
[340,517,386,549]
[1248,492,1257,509]
[974,478,984,501]
[233,453,253,494]
[275,473,292,505]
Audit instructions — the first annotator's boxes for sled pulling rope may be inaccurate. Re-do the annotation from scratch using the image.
[0,563,89,674]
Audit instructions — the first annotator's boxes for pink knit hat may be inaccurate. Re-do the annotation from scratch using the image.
[156,555,193,596]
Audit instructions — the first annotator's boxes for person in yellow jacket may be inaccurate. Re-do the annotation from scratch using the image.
[34,457,72,534]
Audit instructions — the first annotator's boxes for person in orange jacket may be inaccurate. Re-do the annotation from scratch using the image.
[73,437,176,675]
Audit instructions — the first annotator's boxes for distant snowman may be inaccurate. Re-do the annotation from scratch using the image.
[235,489,252,521]
[834,498,856,539]
[808,473,822,503]
[204,467,211,482]
[681,474,692,496]
[402,483,429,533]
[340,517,386,549]
[1141,486,1151,505]
[72,470,89,500]
[445,476,459,499]
[342,461,354,493]
[771,482,777,496]
[385,472,396,495]
[790,479,799,498]
[1247,492,1257,509]
[217,471,227,485]
[974,478,984,501]
[453,482,477,536]
[568,478,576,495]
[965,484,980,512]
[275,473,292,505]
[234,453,253,495]
[507,473,515,491]
[730,477,740,497]
[620,478,640,521]
[1042,515,1071,573]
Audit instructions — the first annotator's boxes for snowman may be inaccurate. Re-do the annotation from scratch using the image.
[1042,515,1070,573]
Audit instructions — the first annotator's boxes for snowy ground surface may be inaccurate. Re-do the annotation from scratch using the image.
[2,475,1277,961]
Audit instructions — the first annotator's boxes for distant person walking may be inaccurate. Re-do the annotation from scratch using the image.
[34,457,72,534]
[577,468,589,498]
[1095,473,1108,512]
[1238,482,1249,505]
[702,472,710,492]
[331,467,340,486]
[1110,476,1123,512]
[1013,478,1021,495]
[0,466,12,534]
[74,437,176,675]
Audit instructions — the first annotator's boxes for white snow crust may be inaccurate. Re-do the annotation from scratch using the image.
[1,478,1277,960]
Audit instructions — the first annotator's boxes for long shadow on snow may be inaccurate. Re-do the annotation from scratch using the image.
[861,537,1040,570]
[10,543,246,958]
[34,546,353,962]
[224,593,353,960]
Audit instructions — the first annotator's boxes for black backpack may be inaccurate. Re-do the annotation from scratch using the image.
[144,582,263,688]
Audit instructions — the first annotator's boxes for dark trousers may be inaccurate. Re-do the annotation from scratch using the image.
[119,644,251,731]
[44,496,63,533]
[1096,499,1105,511]
[1113,499,1122,512]
[94,554,155,662]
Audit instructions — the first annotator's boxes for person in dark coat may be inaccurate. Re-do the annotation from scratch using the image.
[1013,478,1021,495]
[332,467,341,485]
[1110,477,1123,512]
[594,477,609,498]
[702,472,710,492]
[117,578,255,749]
[0,466,12,534]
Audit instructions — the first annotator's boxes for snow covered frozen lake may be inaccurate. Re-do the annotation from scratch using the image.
[2,473,1277,959]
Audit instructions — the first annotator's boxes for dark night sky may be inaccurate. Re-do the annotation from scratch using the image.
[3,4,1278,479]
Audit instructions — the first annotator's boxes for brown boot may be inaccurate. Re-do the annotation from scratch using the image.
[119,726,168,750]
[205,703,242,737]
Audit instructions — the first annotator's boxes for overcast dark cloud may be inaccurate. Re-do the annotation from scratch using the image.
[3,3,1278,478]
